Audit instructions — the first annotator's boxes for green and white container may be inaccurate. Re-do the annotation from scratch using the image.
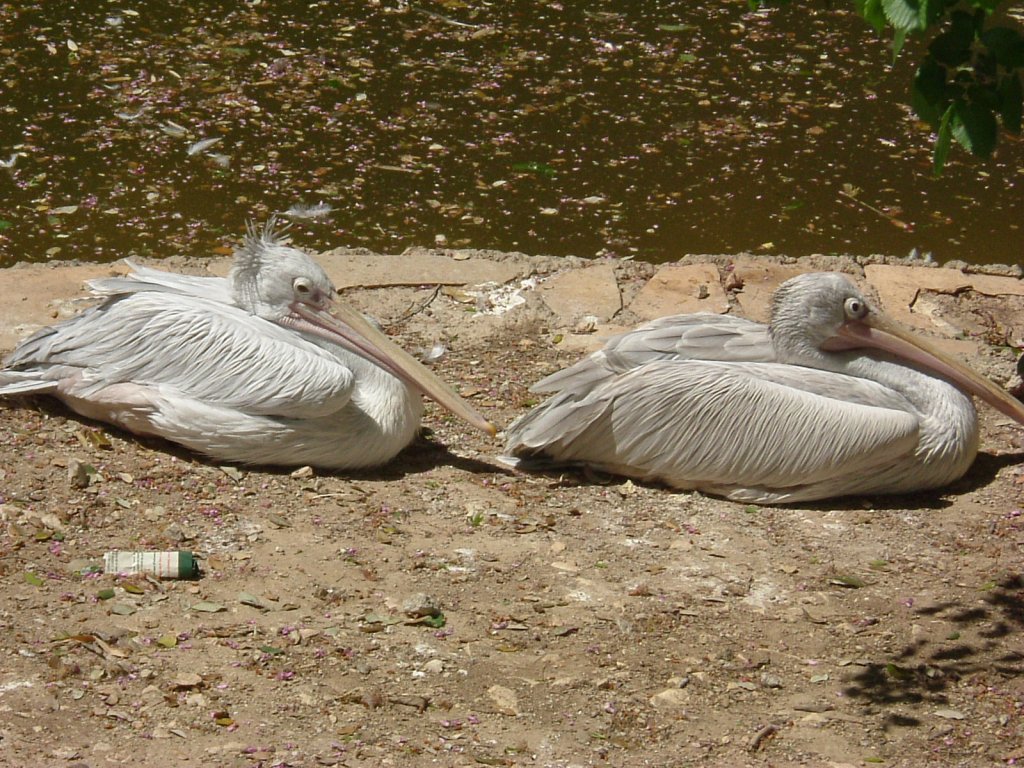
[103,550,199,579]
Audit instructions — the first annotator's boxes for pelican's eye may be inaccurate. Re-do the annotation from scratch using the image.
[294,278,312,296]
[844,296,867,320]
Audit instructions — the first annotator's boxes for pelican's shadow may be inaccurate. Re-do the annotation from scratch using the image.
[8,398,1021,492]
[799,449,1024,512]
[5,398,509,480]
[337,432,512,481]
[503,450,1024,512]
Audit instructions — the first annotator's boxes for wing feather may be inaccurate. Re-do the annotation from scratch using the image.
[88,261,232,303]
[533,314,774,394]
[3,292,355,419]
[507,360,921,500]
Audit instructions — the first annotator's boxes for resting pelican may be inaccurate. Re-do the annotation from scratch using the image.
[0,224,495,468]
[505,272,1024,503]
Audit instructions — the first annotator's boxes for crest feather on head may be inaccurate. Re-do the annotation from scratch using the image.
[230,217,295,306]
[234,217,292,273]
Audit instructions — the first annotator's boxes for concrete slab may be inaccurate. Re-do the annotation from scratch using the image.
[554,323,631,356]
[864,264,1024,335]
[538,264,622,324]
[0,264,112,350]
[0,256,1018,381]
[628,263,728,321]
[318,249,528,290]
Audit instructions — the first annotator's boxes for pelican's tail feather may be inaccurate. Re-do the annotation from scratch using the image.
[89,260,231,303]
[0,372,59,396]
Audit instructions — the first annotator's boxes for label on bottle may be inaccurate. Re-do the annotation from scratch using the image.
[103,550,198,579]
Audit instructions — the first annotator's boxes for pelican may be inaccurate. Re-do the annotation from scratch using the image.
[505,272,1024,503]
[0,223,495,468]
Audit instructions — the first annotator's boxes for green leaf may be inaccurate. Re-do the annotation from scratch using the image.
[999,72,1022,133]
[951,100,998,156]
[912,57,950,127]
[982,26,1024,68]
[219,465,245,483]
[239,592,273,611]
[972,0,1002,13]
[0,220,11,231]
[855,0,888,35]
[885,662,913,680]
[24,572,44,587]
[933,103,955,175]
[259,645,285,655]
[96,588,116,600]
[892,28,907,60]
[881,0,924,34]
[511,161,556,178]
[191,600,226,613]
[919,0,947,27]
[929,10,977,68]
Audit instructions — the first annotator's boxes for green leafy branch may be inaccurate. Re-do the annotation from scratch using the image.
[757,1,1024,173]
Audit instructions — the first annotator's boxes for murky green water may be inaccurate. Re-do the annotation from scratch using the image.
[0,2,1021,268]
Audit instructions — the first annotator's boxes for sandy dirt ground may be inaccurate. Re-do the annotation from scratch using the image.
[0,250,1022,768]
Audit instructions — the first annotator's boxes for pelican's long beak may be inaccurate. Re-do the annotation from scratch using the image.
[294,299,498,436]
[836,313,1024,426]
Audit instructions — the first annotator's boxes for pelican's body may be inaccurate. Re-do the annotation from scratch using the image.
[0,224,494,468]
[506,273,1024,503]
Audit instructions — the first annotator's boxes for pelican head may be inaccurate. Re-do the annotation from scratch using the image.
[770,271,1024,426]
[230,219,335,321]
[769,272,867,361]
[228,219,497,436]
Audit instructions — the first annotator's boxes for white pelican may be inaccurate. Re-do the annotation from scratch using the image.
[505,272,1024,503]
[0,223,495,468]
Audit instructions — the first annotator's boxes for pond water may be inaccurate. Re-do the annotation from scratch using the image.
[0,1,1021,268]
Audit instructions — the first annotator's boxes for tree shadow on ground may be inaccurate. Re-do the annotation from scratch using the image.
[841,574,1024,716]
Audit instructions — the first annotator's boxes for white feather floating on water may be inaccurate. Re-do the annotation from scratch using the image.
[160,121,189,138]
[187,137,223,156]
[283,202,334,220]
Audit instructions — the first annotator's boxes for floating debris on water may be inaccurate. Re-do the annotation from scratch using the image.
[283,201,334,219]
[187,136,223,156]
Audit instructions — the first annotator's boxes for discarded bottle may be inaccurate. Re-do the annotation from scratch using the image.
[103,550,199,579]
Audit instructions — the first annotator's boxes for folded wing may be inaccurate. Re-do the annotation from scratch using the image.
[507,359,922,503]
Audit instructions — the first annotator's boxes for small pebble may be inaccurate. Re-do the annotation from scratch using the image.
[402,593,442,618]
[760,673,783,689]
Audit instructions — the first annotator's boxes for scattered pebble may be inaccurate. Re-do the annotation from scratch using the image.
[402,593,442,618]
[487,684,520,716]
